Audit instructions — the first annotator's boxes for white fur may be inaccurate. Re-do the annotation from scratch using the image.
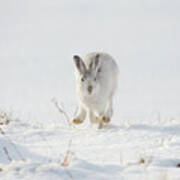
[73,52,119,128]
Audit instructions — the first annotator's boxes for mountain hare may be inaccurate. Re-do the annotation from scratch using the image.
[73,52,118,129]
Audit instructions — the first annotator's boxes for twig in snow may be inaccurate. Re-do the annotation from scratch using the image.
[0,128,5,135]
[3,147,12,162]
[60,139,74,179]
[51,98,72,127]
[61,139,73,167]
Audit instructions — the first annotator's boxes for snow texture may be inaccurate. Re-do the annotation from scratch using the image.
[0,0,180,179]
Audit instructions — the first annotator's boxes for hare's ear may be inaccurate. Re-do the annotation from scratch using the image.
[73,55,86,74]
[89,54,100,72]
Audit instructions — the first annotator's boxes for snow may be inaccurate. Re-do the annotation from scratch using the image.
[0,0,180,179]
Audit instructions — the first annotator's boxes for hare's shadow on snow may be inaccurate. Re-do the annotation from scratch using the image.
[103,123,128,132]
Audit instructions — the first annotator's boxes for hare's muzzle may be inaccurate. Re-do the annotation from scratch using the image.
[88,85,93,94]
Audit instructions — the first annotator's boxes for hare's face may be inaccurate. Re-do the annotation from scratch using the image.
[73,54,101,97]
[78,71,100,96]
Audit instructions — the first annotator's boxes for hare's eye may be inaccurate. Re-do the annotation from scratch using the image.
[81,77,85,82]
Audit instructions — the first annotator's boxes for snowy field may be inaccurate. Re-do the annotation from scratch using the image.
[0,0,180,179]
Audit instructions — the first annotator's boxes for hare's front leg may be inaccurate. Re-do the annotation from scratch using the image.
[73,106,87,124]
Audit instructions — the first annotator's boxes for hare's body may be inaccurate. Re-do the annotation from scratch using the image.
[73,52,118,129]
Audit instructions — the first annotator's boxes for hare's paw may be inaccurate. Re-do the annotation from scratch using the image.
[73,118,84,124]
[102,116,110,123]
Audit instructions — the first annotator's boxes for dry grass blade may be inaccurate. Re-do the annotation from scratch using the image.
[3,147,12,162]
[0,110,11,125]
[0,127,25,162]
[52,98,72,127]
[0,128,5,135]
[61,139,72,167]
[61,156,69,167]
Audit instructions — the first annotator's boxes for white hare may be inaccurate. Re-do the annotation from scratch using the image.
[73,52,118,129]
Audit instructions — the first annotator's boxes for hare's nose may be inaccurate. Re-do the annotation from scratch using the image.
[88,85,93,94]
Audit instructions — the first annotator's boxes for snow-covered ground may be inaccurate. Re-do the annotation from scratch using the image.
[0,0,180,179]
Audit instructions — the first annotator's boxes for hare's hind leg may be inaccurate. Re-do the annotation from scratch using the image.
[73,106,87,124]
[89,111,99,124]
[102,99,113,123]
[90,111,104,129]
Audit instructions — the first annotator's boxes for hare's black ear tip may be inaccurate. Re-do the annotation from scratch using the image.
[73,55,80,60]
